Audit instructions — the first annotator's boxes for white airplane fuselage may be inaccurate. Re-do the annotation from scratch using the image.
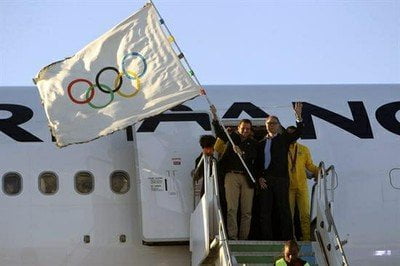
[0,84,399,266]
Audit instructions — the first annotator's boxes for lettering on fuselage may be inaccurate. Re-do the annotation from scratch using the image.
[0,104,42,142]
[301,102,374,139]
[0,102,399,142]
[376,102,400,136]
[137,104,211,132]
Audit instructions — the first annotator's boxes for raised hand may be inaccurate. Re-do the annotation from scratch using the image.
[293,102,303,120]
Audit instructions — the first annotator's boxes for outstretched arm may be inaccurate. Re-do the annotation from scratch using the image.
[210,105,229,142]
[286,102,304,143]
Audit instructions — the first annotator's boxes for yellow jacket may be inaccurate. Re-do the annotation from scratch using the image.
[214,137,227,156]
[288,142,319,189]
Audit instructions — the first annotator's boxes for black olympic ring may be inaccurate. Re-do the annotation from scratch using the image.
[95,66,123,94]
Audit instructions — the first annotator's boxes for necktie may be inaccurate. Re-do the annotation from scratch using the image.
[264,138,272,169]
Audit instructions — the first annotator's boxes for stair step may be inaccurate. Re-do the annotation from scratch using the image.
[237,264,274,266]
[236,263,317,266]
[228,240,314,245]
[228,240,314,253]
[231,252,280,256]
[234,255,276,264]
[231,251,315,257]
[228,240,317,265]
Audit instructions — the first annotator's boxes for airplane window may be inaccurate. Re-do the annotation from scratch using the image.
[75,171,94,194]
[389,168,400,189]
[110,171,130,194]
[3,172,22,196]
[39,172,58,195]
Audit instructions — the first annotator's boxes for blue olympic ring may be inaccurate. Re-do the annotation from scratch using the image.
[121,52,147,80]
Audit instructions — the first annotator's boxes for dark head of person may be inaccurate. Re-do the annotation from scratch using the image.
[283,239,301,265]
[199,135,216,156]
[286,125,297,144]
[237,119,252,139]
[265,115,281,135]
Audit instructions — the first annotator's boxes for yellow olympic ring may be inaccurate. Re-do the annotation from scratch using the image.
[116,70,141,98]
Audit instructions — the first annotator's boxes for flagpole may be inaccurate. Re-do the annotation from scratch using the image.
[148,0,256,184]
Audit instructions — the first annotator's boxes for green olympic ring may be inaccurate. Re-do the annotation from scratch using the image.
[85,83,114,109]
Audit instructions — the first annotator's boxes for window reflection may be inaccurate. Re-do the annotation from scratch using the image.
[111,171,130,194]
[3,172,22,195]
[75,171,94,194]
[39,172,58,195]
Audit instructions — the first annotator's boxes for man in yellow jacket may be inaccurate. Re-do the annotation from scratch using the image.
[286,126,319,241]
[275,240,310,266]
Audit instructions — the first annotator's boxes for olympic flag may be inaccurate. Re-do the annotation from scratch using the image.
[34,3,201,147]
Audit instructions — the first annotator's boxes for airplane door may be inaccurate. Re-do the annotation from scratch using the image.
[135,112,211,243]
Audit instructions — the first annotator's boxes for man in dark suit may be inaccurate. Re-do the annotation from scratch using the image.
[256,102,304,240]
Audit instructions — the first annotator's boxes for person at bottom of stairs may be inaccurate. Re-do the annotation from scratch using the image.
[275,240,310,266]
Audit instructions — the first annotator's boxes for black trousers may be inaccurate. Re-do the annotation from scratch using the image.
[258,175,293,240]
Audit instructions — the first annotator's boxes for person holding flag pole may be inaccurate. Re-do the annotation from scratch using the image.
[209,104,258,240]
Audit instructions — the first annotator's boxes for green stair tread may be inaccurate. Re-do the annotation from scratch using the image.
[229,240,317,265]
[235,256,317,266]
[230,244,283,252]
[231,252,314,257]
[235,255,276,264]
[228,240,314,253]
[237,264,274,266]
[228,240,314,245]
[237,264,317,266]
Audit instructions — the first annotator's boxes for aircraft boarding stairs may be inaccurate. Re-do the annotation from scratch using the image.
[190,156,349,266]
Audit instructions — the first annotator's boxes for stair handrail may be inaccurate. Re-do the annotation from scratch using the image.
[313,161,349,266]
[323,165,348,266]
[210,156,233,266]
[190,154,233,265]
[192,155,205,208]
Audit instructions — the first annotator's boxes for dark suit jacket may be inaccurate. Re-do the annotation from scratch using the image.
[193,153,204,181]
[212,120,258,186]
[256,121,304,179]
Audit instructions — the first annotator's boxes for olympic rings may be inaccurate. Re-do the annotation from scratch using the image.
[116,71,141,98]
[85,83,114,109]
[68,79,95,104]
[122,52,147,80]
[66,52,146,109]
[95,67,123,94]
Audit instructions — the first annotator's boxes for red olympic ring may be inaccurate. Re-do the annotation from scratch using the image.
[67,79,95,104]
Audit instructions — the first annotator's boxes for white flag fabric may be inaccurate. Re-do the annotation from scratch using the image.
[35,3,201,147]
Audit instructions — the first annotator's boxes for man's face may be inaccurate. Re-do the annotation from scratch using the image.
[266,117,279,134]
[202,147,214,156]
[238,122,252,138]
[284,246,299,263]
